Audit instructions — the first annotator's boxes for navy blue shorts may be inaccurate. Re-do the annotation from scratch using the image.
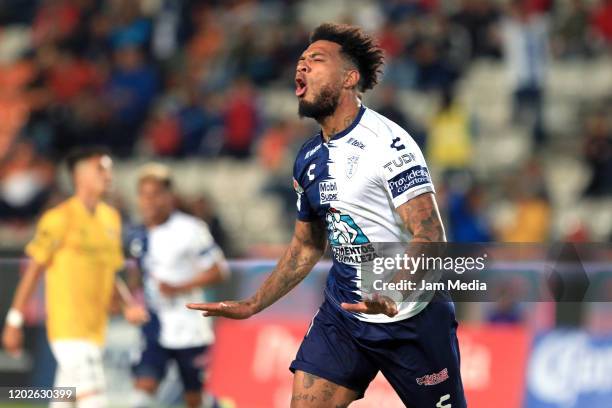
[132,313,208,392]
[289,298,466,408]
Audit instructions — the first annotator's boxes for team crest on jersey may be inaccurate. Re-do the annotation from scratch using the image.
[129,238,144,257]
[346,155,359,179]
[325,208,369,245]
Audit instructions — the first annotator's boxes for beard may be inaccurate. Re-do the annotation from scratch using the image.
[298,84,341,121]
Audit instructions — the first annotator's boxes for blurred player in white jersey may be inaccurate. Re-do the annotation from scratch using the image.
[125,163,229,408]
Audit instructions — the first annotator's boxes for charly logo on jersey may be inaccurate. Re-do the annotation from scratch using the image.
[319,179,338,204]
[346,155,359,179]
[325,208,369,246]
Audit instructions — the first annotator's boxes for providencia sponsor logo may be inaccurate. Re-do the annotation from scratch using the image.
[387,165,431,198]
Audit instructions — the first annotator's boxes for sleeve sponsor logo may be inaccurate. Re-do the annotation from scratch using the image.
[319,180,338,204]
[387,165,431,198]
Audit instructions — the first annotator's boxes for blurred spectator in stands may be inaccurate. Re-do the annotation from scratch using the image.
[501,0,549,147]
[376,85,427,149]
[221,78,259,159]
[258,120,293,173]
[553,0,595,58]
[0,141,54,221]
[487,286,523,324]
[583,110,612,197]
[31,0,81,46]
[0,56,36,159]
[499,158,551,242]
[45,45,102,105]
[451,0,502,60]
[378,20,418,88]
[258,120,302,231]
[379,0,428,22]
[411,20,460,91]
[176,86,225,157]
[447,180,492,242]
[108,0,151,50]
[427,87,474,175]
[141,103,181,157]
[105,44,159,156]
[592,0,612,44]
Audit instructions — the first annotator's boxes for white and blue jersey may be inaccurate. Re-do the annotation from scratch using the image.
[293,105,435,323]
[127,212,227,349]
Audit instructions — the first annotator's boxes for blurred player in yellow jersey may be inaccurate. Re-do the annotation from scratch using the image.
[2,146,148,408]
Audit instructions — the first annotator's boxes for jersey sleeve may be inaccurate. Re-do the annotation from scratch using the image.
[25,209,67,266]
[293,159,316,221]
[193,221,228,275]
[377,130,435,208]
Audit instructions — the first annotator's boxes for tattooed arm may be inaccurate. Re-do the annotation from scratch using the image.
[397,192,446,243]
[341,192,446,316]
[187,219,327,319]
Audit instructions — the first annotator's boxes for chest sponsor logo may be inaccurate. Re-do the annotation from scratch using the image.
[383,153,416,173]
[346,137,365,149]
[325,208,370,246]
[387,165,431,198]
[346,155,359,179]
[319,180,338,204]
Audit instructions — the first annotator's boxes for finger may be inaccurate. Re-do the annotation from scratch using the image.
[186,302,223,311]
[202,310,221,317]
[365,297,398,316]
[340,302,369,313]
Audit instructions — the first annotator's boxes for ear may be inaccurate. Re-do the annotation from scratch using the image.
[343,69,360,90]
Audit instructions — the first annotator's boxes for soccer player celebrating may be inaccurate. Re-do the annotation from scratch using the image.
[2,147,146,407]
[188,23,466,407]
[125,164,229,408]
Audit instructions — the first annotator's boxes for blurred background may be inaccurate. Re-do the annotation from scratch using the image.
[0,0,612,407]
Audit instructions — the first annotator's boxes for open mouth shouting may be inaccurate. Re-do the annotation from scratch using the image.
[295,76,307,98]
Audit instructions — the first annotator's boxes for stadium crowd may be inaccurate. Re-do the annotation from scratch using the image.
[1,0,611,248]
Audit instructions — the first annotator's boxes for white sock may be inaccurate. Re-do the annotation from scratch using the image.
[131,389,155,408]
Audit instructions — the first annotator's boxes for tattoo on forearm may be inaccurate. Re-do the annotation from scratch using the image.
[251,220,326,311]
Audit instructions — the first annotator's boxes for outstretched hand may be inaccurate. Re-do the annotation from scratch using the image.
[341,294,398,317]
[186,300,256,320]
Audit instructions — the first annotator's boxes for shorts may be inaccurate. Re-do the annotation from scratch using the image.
[132,314,208,392]
[289,298,466,408]
[50,340,106,397]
